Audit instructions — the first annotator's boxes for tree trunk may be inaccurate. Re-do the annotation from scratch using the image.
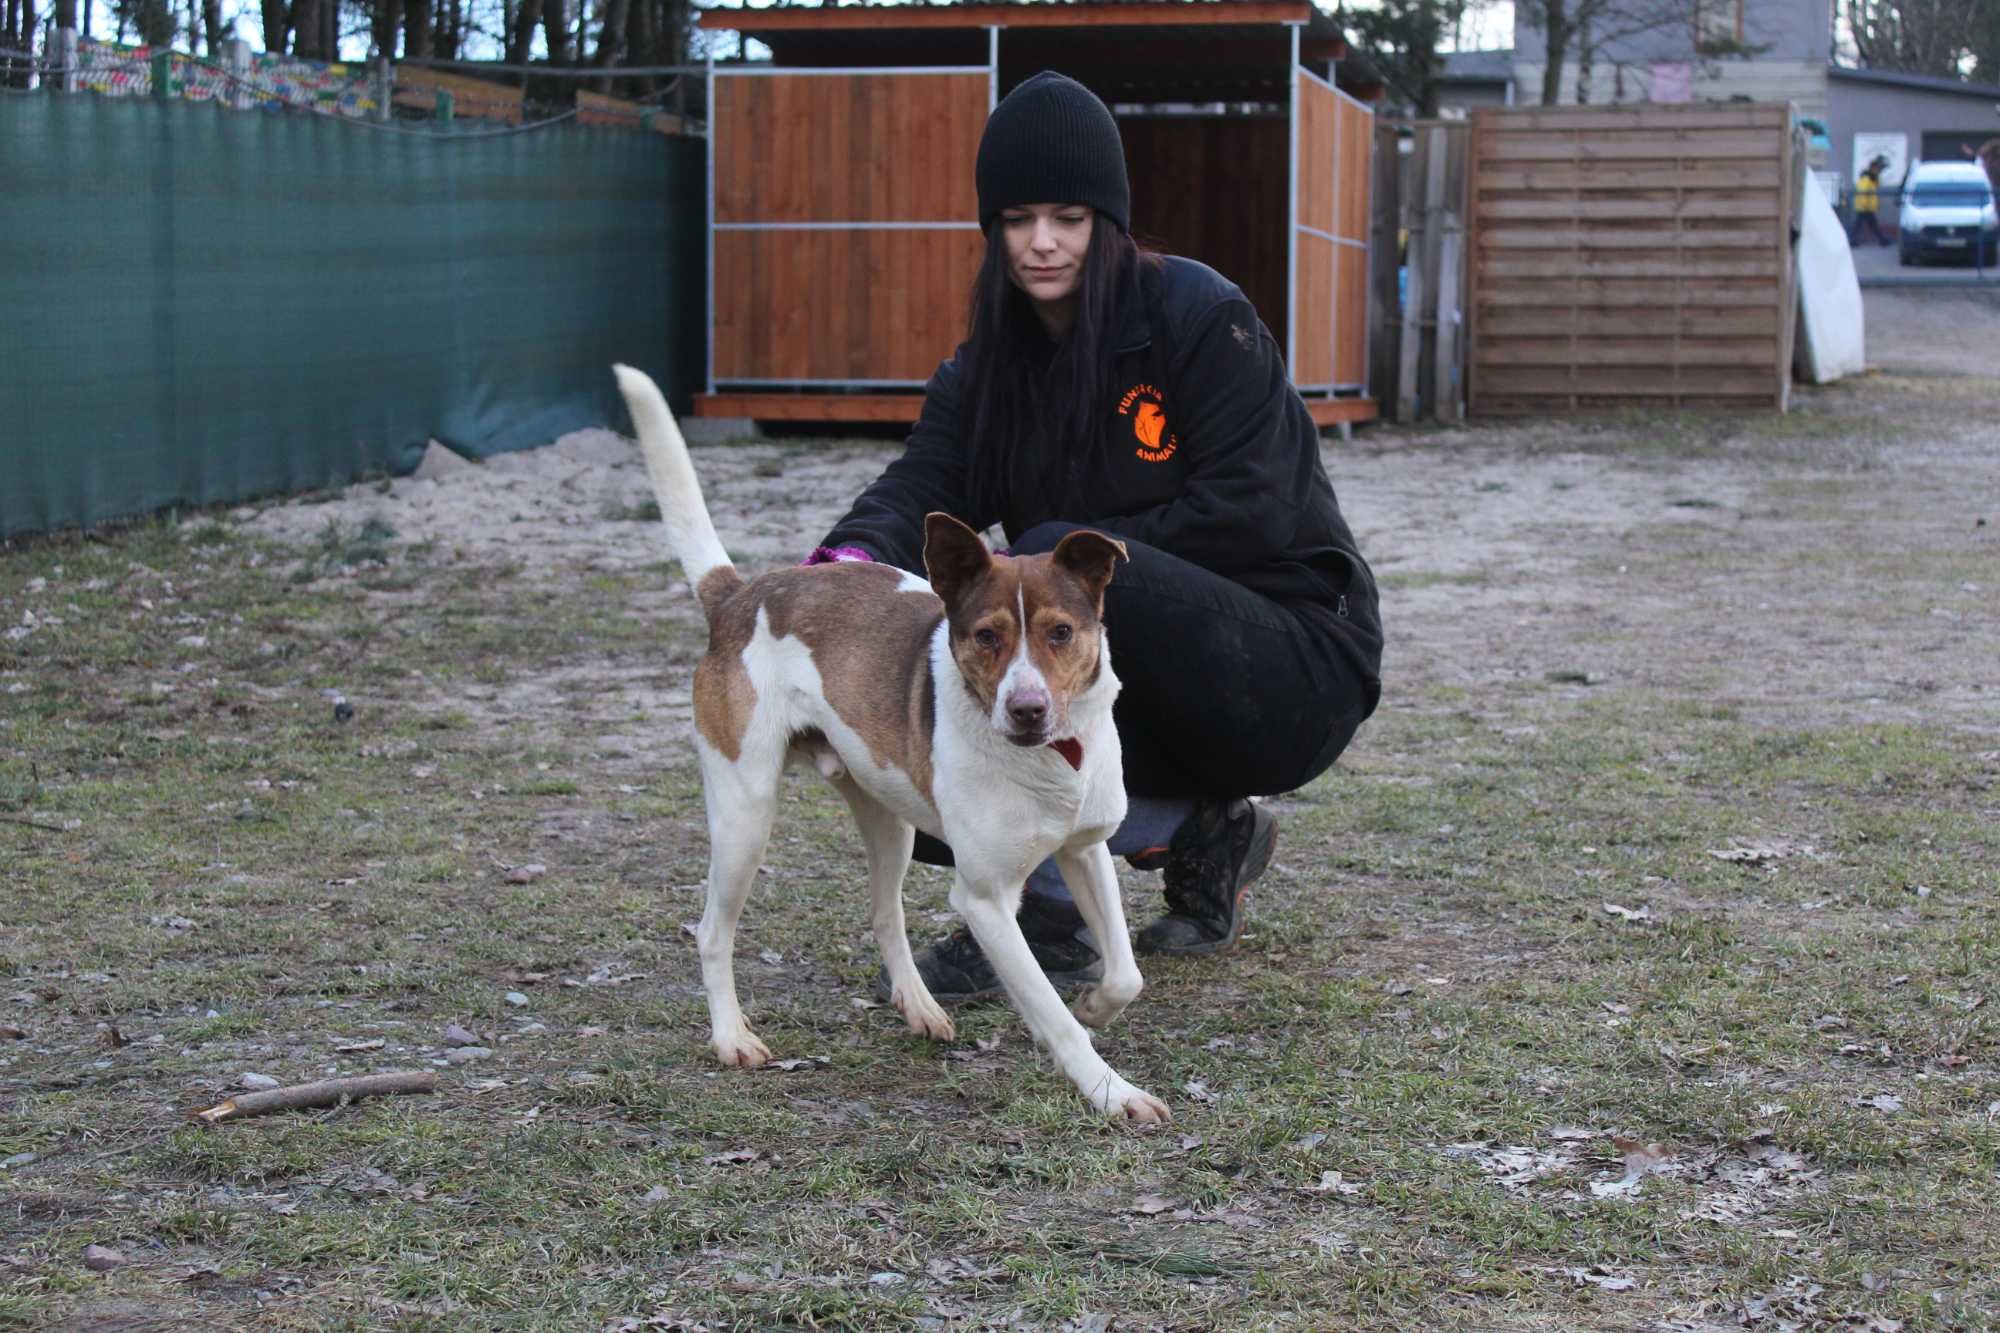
[1574,10,1594,104]
[260,0,288,53]
[199,0,219,53]
[290,0,321,56]
[1540,0,1571,106]
[506,0,540,63]
[369,0,398,56]
[403,0,429,59]
[541,0,568,64]
[594,0,629,89]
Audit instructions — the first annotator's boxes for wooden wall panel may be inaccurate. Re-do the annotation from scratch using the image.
[1467,102,1795,416]
[1335,243,1367,387]
[713,72,986,223]
[713,230,984,382]
[1335,96,1371,243]
[1297,78,1336,238]
[1292,232,1335,389]
[1122,114,1290,339]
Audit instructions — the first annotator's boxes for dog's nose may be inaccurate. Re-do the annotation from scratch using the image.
[1006,689,1049,731]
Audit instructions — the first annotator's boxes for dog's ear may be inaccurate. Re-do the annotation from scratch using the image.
[923,513,992,605]
[1050,529,1128,607]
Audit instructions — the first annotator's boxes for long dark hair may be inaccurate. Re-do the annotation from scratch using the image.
[960,214,1153,526]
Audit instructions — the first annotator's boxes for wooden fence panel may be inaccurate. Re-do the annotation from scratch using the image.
[1292,74,1338,388]
[1467,102,1798,415]
[713,229,985,383]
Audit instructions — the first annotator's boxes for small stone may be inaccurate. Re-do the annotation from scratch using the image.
[446,1046,493,1065]
[503,992,529,1008]
[239,1073,281,1091]
[444,1023,481,1047]
[2,1151,36,1169]
[83,1244,127,1271]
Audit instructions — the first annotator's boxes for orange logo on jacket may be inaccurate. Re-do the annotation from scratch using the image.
[1117,383,1179,463]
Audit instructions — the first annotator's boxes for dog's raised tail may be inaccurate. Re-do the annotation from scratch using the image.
[612,364,737,610]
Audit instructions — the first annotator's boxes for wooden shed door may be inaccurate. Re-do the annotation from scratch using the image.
[1292,70,1372,393]
[710,70,990,385]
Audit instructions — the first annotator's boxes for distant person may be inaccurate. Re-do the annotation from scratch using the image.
[1849,155,1891,247]
[1965,139,2000,195]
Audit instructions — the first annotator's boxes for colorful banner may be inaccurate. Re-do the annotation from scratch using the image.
[74,39,378,117]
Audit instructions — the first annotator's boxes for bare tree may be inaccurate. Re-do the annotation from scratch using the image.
[1520,0,1722,105]
[1841,0,1984,78]
[1340,0,1470,118]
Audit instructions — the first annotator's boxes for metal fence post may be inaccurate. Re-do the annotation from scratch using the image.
[372,54,392,122]
[57,26,77,93]
[150,48,172,100]
[436,87,453,124]
[228,37,251,110]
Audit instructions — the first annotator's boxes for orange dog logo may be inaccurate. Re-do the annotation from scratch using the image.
[1116,383,1178,463]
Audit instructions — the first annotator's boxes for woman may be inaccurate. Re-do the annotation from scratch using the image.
[805,72,1383,1001]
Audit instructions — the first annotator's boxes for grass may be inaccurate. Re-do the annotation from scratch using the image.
[3,369,1999,1329]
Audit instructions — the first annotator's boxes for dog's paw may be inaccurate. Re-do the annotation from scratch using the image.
[1094,1076,1171,1125]
[712,1029,772,1069]
[892,987,955,1042]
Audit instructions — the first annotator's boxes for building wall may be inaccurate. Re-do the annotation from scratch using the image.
[1514,0,1830,66]
[1511,57,1826,118]
[1824,76,2000,223]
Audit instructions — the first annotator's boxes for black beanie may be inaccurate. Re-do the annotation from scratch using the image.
[975,72,1131,235]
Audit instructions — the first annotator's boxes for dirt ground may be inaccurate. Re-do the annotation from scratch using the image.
[244,287,2000,748]
[3,287,1996,1329]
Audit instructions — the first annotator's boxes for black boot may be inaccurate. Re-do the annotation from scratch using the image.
[1135,799,1276,957]
[875,898,1102,1005]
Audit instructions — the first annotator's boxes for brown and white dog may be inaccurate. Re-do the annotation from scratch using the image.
[613,366,1169,1122]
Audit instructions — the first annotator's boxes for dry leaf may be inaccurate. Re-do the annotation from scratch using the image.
[1858,1093,1903,1113]
[1130,1193,1177,1216]
[1601,902,1656,923]
[1311,1170,1363,1196]
[703,1147,761,1166]
[335,1039,385,1054]
[504,863,547,884]
[1182,1079,1219,1105]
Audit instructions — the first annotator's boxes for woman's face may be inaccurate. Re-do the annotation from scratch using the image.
[998,203,1093,310]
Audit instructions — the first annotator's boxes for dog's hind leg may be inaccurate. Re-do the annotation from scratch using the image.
[1057,841,1143,1031]
[833,780,953,1043]
[694,743,780,1069]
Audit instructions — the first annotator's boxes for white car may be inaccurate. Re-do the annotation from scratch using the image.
[1897,160,1999,267]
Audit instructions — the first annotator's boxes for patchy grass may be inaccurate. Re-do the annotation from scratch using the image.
[4,368,1999,1329]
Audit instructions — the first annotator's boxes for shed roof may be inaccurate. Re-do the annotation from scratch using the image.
[699,1,1368,102]
[1828,63,2000,101]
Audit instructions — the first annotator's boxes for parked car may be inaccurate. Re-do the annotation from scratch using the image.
[1897,161,1999,267]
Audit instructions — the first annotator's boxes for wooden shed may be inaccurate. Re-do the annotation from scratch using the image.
[693,0,1379,429]
[1466,102,1802,415]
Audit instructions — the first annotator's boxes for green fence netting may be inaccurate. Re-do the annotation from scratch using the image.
[2,94,704,540]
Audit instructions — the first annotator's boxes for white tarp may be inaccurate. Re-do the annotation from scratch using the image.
[1794,171,1866,384]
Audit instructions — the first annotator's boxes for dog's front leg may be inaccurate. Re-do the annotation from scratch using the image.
[949,872,1169,1124]
[1056,841,1143,1030]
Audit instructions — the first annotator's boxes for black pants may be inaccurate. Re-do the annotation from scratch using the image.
[1849,211,1889,245]
[912,524,1375,866]
[1017,522,1371,797]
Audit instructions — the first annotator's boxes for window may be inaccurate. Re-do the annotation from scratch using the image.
[1694,0,1745,54]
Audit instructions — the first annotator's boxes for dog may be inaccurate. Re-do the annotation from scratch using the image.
[611,366,1168,1123]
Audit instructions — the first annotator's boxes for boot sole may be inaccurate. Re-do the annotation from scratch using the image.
[1136,807,1278,958]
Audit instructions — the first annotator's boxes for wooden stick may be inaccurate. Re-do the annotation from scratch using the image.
[0,815,68,833]
[192,1071,438,1124]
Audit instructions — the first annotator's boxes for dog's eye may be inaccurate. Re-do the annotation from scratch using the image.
[1048,624,1073,646]
[974,627,1001,651]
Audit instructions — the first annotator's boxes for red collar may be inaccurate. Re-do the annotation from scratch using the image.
[1047,737,1084,770]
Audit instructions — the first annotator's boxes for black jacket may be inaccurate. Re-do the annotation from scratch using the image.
[822,255,1382,699]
